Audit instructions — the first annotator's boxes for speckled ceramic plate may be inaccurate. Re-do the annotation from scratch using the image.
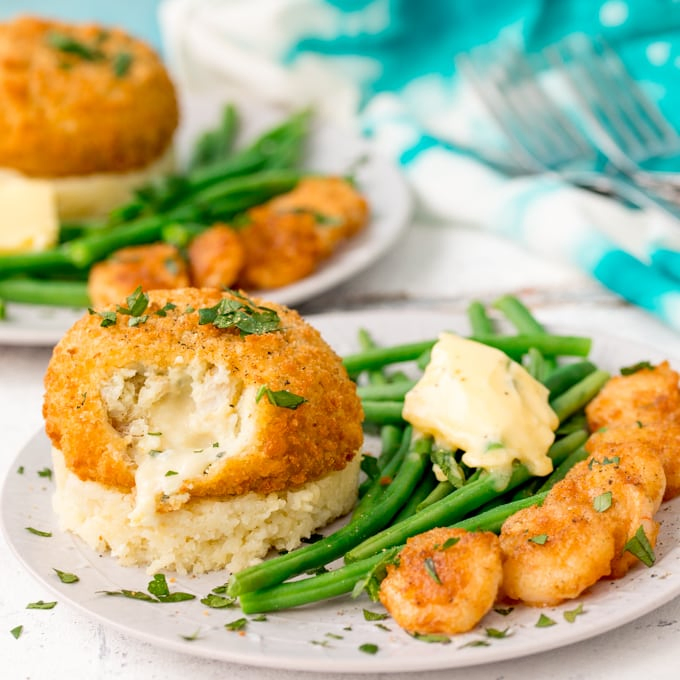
[3,308,680,673]
[0,94,412,346]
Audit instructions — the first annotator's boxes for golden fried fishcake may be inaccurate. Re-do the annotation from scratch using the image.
[0,16,178,177]
[88,243,189,307]
[379,528,502,635]
[43,289,363,510]
[588,421,680,501]
[500,497,617,607]
[267,176,369,256]
[585,362,680,432]
[237,209,324,289]
[187,224,245,289]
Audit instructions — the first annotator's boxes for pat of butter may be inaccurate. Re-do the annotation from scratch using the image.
[403,332,559,479]
[0,175,59,253]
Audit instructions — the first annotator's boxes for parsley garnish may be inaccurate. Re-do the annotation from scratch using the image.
[37,467,53,481]
[624,526,656,567]
[200,593,236,609]
[165,470,178,477]
[46,32,104,61]
[26,527,51,537]
[256,385,307,409]
[352,547,400,601]
[494,606,514,616]
[53,568,79,584]
[459,639,490,648]
[423,557,442,584]
[197,290,281,336]
[181,628,201,641]
[26,600,57,610]
[411,632,451,644]
[225,617,248,631]
[362,609,389,621]
[440,537,460,550]
[529,534,548,545]
[112,51,133,77]
[251,614,268,622]
[358,643,379,655]
[563,603,585,623]
[17,466,24,474]
[155,302,177,317]
[100,574,195,603]
[593,491,613,513]
[10,625,23,639]
[485,627,511,639]
[116,287,150,322]
[535,613,556,627]
[89,308,117,327]
[620,361,654,376]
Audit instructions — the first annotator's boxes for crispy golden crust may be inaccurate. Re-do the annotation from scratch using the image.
[379,528,502,635]
[88,243,190,307]
[187,224,245,289]
[0,15,178,177]
[43,288,363,496]
[585,361,680,431]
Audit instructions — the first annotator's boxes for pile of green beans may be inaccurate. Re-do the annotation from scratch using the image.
[0,105,312,308]
[228,295,609,614]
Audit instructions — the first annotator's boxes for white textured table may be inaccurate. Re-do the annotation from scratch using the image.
[2,220,680,679]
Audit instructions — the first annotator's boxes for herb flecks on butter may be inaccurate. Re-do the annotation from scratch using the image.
[402,333,558,481]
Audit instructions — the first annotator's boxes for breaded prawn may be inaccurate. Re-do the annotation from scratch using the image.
[187,224,245,289]
[379,527,503,635]
[88,243,189,307]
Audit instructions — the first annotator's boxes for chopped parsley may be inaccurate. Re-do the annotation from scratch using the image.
[362,609,389,621]
[10,625,23,639]
[459,639,490,648]
[180,628,201,641]
[485,627,511,639]
[620,361,654,375]
[563,603,585,623]
[154,302,177,317]
[25,527,51,537]
[423,557,442,584]
[53,568,79,584]
[89,308,117,327]
[100,574,195,603]
[225,617,248,632]
[494,606,514,616]
[17,466,24,475]
[26,600,57,610]
[117,287,150,319]
[411,632,451,644]
[593,491,613,513]
[624,526,656,567]
[256,385,307,410]
[112,51,133,77]
[358,643,379,655]
[200,593,237,609]
[535,613,556,628]
[197,290,281,335]
[529,534,548,545]
[46,32,104,61]
[37,467,53,481]
[164,470,178,477]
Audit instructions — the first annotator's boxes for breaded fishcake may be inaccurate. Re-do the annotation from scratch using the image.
[237,209,323,289]
[379,528,502,635]
[43,288,363,515]
[585,361,680,431]
[266,176,369,256]
[0,15,178,177]
[187,224,245,289]
[88,243,189,307]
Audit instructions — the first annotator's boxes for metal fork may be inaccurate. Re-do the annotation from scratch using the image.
[455,33,680,219]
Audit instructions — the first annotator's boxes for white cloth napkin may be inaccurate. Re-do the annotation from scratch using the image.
[159,0,680,330]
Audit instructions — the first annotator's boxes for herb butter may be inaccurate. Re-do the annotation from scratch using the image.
[402,332,558,480]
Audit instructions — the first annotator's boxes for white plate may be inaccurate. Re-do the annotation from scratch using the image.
[0,94,412,346]
[3,308,680,674]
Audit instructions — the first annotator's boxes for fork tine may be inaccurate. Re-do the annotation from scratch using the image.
[596,37,680,154]
[455,46,544,173]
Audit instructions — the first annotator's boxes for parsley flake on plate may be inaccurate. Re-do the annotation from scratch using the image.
[25,527,51,537]
[26,600,57,610]
[53,568,79,584]
[10,625,23,639]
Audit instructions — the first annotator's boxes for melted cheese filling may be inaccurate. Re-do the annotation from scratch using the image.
[402,332,558,481]
[101,358,258,526]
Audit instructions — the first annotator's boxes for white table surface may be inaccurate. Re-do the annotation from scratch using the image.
[2,217,680,679]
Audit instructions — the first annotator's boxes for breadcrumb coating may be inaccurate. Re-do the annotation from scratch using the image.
[0,15,178,177]
[43,288,363,502]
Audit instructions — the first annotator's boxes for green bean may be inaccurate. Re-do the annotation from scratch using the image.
[549,370,610,423]
[0,278,89,307]
[188,103,239,172]
[361,400,405,425]
[543,360,597,397]
[538,446,589,492]
[356,380,416,401]
[467,300,495,336]
[0,248,73,278]
[227,436,432,597]
[415,480,454,512]
[391,469,439,523]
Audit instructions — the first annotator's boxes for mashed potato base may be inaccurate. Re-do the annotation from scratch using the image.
[52,448,360,575]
